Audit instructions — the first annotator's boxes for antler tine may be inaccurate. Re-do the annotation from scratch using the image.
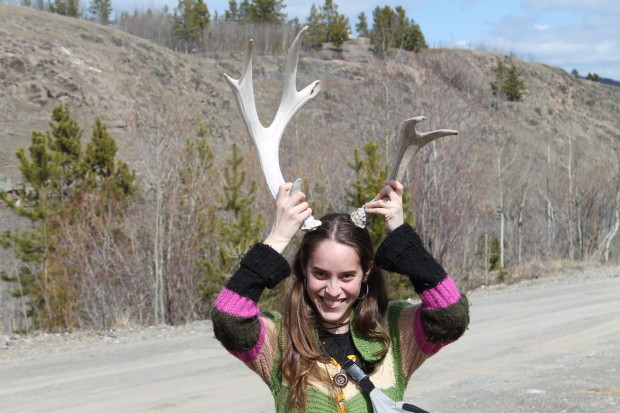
[390,116,459,182]
[350,116,459,228]
[224,27,322,231]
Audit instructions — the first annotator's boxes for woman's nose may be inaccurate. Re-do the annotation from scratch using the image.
[325,278,341,296]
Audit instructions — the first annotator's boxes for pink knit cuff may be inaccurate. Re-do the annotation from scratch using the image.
[230,316,266,362]
[215,288,260,318]
[419,276,461,310]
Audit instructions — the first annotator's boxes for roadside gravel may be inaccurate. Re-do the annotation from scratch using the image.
[1,264,618,413]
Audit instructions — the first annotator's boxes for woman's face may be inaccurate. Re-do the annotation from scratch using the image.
[305,240,368,333]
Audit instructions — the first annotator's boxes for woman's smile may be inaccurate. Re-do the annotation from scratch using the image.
[305,240,367,332]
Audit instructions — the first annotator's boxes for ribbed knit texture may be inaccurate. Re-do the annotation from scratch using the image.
[375,224,447,293]
[374,223,470,345]
[227,242,291,301]
[211,243,290,357]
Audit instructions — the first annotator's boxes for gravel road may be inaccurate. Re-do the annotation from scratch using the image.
[1,266,618,413]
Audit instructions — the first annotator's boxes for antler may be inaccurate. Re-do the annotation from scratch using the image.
[351,116,459,227]
[224,26,322,231]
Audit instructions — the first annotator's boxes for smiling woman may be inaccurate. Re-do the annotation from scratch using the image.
[211,180,470,413]
[305,240,369,334]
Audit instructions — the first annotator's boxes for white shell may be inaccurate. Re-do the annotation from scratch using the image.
[350,207,367,229]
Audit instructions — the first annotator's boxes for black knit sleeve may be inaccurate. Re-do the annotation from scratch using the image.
[375,223,447,293]
[225,242,291,302]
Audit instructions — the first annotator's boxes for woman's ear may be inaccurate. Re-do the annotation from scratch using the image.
[363,262,374,283]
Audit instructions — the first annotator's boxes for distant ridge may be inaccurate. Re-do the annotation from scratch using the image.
[601,77,620,87]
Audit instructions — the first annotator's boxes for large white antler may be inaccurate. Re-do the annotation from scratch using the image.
[224,27,322,231]
[351,116,459,227]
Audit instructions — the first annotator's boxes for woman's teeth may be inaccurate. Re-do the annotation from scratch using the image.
[323,298,343,307]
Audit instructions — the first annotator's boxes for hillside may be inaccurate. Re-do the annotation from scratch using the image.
[0,4,619,330]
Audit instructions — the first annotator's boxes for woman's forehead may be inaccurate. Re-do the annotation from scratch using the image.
[308,241,361,270]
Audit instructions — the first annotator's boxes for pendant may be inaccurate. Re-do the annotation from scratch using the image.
[333,371,348,387]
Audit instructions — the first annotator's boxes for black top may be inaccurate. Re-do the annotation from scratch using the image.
[319,330,375,374]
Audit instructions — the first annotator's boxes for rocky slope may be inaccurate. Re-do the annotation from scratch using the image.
[1,4,619,276]
[2,4,618,186]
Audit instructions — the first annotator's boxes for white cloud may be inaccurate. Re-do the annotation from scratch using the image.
[480,5,620,80]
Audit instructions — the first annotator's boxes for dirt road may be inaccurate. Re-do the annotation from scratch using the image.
[1,269,618,413]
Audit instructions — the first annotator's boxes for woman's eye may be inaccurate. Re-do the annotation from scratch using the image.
[341,273,356,280]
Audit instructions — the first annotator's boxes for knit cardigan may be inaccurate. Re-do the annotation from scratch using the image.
[212,223,469,412]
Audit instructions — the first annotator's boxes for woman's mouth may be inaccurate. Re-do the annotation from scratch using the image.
[321,297,344,309]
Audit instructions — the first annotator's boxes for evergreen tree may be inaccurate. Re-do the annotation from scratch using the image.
[246,0,285,23]
[356,12,369,37]
[571,69,580,77]
[237,0,251,21]
[83,118,135,198]
[88,0,113,25]
[0,105,136,331]
[173,0,210,52]
[48,0,80,17]
[503,64,527,101]
[320,0,349,47]
[369,5,427,55]
[224,0,239,20]
[199,143,264,310]
[305,4,326,48]
[586,72,601,82]
[304,0,350,49]
[492,60,526,101]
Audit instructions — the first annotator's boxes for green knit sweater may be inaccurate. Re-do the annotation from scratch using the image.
[212,223,469,412]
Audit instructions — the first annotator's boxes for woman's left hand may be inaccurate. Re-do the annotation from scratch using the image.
[364,180,404,233]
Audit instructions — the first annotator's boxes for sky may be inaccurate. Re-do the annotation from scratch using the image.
[109,0,620,81]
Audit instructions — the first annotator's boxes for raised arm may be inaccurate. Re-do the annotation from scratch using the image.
[375,223,469,356]
[211,182,310,381]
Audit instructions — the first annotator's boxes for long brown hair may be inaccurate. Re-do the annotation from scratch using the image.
[281,213,390,411]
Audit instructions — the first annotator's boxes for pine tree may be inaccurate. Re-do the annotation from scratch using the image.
[0,105,136,331]
[503,64,527,101]
[369,5,427,55]
[246,0,285,23]
[83,118,135,198]
[199,143,264,310]
[356,12,369,37]
[173,0,210,52]
[304,0,350,49]
[88,0,113,25]
[224,0,239,20]
[492,60,526,101]
[49,0,80,17]
[305,4,326,49]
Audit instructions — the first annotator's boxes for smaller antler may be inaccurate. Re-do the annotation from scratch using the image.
[351,116,459,227]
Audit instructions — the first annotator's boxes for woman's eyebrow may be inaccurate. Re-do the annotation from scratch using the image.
[310,266,358,275]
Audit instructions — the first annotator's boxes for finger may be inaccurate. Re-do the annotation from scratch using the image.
[367,199,389,208]
[374,185,392,201]
[383,180,404,196]
[287,191,306,207]
[277,182,293,199]
[289,200,309,213]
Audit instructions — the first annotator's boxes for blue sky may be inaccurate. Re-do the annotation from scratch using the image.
[109,0,620,80]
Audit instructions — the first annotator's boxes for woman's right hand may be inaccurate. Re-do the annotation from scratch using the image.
[264,182,313,254]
